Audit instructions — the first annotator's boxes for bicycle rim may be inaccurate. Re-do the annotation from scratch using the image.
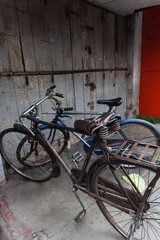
[40,126,68,154]
[0,128,53,181]
[91,160,160,239]
[119,122,160,146]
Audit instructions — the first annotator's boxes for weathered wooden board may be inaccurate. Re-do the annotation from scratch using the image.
[93,8,104,113]
[0,6,10,72]
[103,10,115,68]
[0,0,130,133]
[0,77,19,130]
[16,10,37,71]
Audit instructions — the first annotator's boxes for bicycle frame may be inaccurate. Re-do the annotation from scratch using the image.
[40,118,91,148]
[39,116,129,155]
[29,119,160,216]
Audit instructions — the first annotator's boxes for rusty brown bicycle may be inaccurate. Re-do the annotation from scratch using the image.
[1,85,160,239]
[9,103,160,239]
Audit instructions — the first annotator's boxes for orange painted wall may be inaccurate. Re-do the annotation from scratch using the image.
[139,5,160,117]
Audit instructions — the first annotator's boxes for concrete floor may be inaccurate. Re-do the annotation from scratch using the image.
[0,141,124,240]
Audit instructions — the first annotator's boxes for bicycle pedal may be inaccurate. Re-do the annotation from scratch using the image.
[72,152,84,163]
[74,209,86,223]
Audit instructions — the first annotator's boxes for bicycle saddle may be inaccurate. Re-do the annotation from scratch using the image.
[97,98,122,107]
[74,111,120,135]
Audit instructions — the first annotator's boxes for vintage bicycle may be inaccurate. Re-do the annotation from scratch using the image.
[1,95,160,240]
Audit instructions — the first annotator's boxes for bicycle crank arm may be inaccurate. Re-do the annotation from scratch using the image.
[72,187,87,222]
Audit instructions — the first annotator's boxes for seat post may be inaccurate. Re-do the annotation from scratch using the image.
[108,106,113,112]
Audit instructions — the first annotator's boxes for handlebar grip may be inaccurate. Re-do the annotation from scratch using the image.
[46,85,56,94]
[63,107,74,111]
[55,93,64,98]
[25,115,40,123]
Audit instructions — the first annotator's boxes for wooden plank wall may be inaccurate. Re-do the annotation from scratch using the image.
[0,0,130,132]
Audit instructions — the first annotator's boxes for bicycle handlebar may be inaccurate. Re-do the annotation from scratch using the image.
[63,107,74,111]
[55,93,64,98]
[20,86,64,119]
[46,85,56,95]
[25,114,40,123]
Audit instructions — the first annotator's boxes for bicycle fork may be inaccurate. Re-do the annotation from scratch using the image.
[72,187,87,223]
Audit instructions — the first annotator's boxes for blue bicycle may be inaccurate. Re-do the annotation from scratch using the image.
[38,88,160,156]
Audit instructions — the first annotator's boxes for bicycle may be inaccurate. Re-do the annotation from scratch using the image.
[2,97,160,240]
[0,85,160,182]
[41,101,160,156]
[35,87,160,155]
[24,86,160,157]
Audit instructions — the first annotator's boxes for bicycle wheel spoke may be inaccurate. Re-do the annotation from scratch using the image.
[0,128,53,181]
[116,122,160,147]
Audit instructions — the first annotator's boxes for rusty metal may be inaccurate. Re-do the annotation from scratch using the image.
[51,75,54,83]
[98,141,137,211]
[25,76,29,85]
[85,45,92,54]
[85,82,96,90]
[136,167,160,217]
[23,113,160,217]
[139,144,149,160]
[74,184,132,214]
[106,140,159,170]
[126,142,138,157]
[0,67,127,77]
[152,147,160,163]
[115,141,127,155]
[120,166,142,196]
[77,137,97,184]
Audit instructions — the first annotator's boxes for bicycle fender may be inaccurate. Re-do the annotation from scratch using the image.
[13,123,33,136]
[120,119,160,134]
[86,158,105,190]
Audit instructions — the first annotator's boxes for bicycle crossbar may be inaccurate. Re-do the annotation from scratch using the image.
[63,111,107,115]
[38,119,89,135]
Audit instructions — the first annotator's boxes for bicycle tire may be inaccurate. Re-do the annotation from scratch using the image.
[0,128,54,181]
[91,159,160,239]
[16,126,68,167]
[39,126,68,155]
[119,121,160,146]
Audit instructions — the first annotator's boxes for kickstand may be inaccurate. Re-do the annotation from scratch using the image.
[72,187,86,223]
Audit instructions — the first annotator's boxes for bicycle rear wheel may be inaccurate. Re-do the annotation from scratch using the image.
[119,121,160,145]
[0,128,54,181]
[91,159,160,239]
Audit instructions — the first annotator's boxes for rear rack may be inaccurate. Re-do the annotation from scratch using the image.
[107,140,160,165]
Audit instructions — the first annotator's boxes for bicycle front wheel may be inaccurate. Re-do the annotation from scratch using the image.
[0,128,54,181]
[119,121,160,145]
[91,160,160,239]
[40,126,68,155]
